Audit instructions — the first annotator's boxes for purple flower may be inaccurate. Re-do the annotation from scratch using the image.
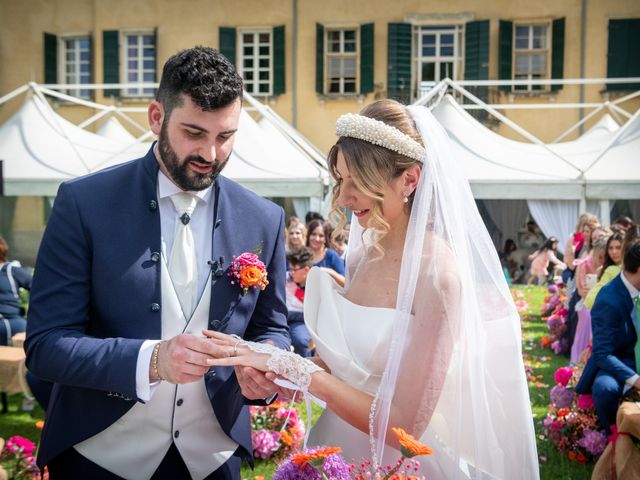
[273,459,322,480]
[550,385,575,408]
[322,453,352,479]
[252,429,281,459]
[578,428,608,456]
[548,284,559,294]
[543,415,554,428]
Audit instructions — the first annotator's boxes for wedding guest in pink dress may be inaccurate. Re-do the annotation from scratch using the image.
[527,237,566,285]
[571,235,608,363]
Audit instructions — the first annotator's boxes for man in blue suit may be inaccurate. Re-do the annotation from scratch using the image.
[576,237,640,432]
[25,47,290,479]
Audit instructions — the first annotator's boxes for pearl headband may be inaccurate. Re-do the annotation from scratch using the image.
[335,113,426,162]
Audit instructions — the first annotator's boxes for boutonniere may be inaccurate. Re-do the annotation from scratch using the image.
[229,247,269,295]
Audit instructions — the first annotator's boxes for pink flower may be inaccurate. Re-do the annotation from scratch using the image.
[555,367,573,386]
[252,429,281,459]
[6,435,36,456]
[577,394,595,410]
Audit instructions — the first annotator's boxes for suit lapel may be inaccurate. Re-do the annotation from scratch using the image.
[208,177,242,330]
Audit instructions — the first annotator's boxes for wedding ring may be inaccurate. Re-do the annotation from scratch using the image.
[233,339,241,356]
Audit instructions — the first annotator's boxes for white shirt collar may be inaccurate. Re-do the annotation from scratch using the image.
[157,166,213,205]
[621,271,639,299]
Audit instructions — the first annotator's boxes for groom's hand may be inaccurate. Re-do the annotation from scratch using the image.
[152,334,231,384]
[235,366,278,400]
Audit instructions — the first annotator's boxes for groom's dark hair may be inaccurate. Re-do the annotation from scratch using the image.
[156,46,243,119]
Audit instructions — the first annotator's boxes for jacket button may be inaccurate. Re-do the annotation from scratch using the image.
[211,320,221,330]
[174,430,180,439]
[150,252,160,262]
[176,398,183,406]
[149,200,158,211]
[150,303,160,312]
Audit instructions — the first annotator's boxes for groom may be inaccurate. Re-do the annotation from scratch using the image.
[25,46,290,479]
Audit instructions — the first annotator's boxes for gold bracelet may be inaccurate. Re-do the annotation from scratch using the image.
[152,341,165,381]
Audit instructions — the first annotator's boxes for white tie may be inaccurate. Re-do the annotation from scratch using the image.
[169,192,198,319]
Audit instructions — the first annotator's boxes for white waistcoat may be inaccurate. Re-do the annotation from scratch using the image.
[75,260,238,480]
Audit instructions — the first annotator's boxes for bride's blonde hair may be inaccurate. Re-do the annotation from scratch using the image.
[327,99,424,250]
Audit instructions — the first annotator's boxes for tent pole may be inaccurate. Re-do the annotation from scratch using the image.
[446,81,584,175]
[0,84,29,107]
[552,105,604,143]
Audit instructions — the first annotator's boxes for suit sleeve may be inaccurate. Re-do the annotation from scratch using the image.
[24,183,143,399]
[242,208,290,351]
[590,297,636,384]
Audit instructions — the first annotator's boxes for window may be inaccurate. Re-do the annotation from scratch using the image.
[59,36,91,98]
[239,30,272,96]
[325,28,358,94]
[121,31,156,97]
[513,23,550,92]
[412,25,463,99]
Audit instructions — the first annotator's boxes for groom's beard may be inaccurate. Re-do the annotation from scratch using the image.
[158,122,230,191]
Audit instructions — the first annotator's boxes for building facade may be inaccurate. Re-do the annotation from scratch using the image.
[0,0,639,263]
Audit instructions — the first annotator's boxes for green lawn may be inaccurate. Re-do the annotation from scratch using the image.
[0,287,596,479]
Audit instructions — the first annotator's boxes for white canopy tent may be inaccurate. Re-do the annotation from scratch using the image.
[421,80,640,248]
[0,83,329,214]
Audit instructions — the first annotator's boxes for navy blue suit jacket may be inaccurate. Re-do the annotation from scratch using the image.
[576,274,636,394]
[25,146,290,467]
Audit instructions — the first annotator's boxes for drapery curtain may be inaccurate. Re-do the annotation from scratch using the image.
[527,200,578,247]
[483,200,530,250]
[629,200,640,224]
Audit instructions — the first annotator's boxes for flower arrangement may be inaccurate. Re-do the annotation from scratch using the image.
[250,401,305,460]
[0,435,40,479]
[540,285,569,355]
[229,252,269,295]
[273,428,431,480]
[542,366,607,462]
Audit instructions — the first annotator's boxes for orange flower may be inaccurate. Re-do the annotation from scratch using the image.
[280,430,293,447]
[291,447,342,468]
[392,427,434,458]
[557,408,570,418]
[239,266,264,288]
[35,420,45,430]
[568,451,576,461]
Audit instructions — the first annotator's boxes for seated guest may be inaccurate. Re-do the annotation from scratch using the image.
[0,236,32,345]
[576,236,640,432]
[306,219,345,287]
[285,247,314,357]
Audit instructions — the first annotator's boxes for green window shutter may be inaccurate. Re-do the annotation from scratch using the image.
[498,20,513,92]
[465,20,489,81]
[273,25,285,95]
[465,20,489,121]
[219,27,237,66]
[551,17,565,92]
[103,30,119,97]
[316,23,324,94]
[360,23,374,94]
[607,19,640,91]
[44,33,57,84]
[387,23,411,104]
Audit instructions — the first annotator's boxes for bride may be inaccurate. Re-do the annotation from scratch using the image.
[206,100,539,479]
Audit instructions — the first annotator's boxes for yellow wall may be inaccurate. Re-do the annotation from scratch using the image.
[1,0,639,149]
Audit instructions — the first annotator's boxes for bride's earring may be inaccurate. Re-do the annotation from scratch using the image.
[403,191,410,203]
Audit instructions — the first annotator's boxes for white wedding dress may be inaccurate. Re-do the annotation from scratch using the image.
[304,267,460,478]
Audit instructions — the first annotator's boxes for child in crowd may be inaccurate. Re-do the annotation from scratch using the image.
[527,236,567,285]
[285,247,314,357]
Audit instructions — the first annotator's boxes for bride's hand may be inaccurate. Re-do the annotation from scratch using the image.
[202,330,270,372]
